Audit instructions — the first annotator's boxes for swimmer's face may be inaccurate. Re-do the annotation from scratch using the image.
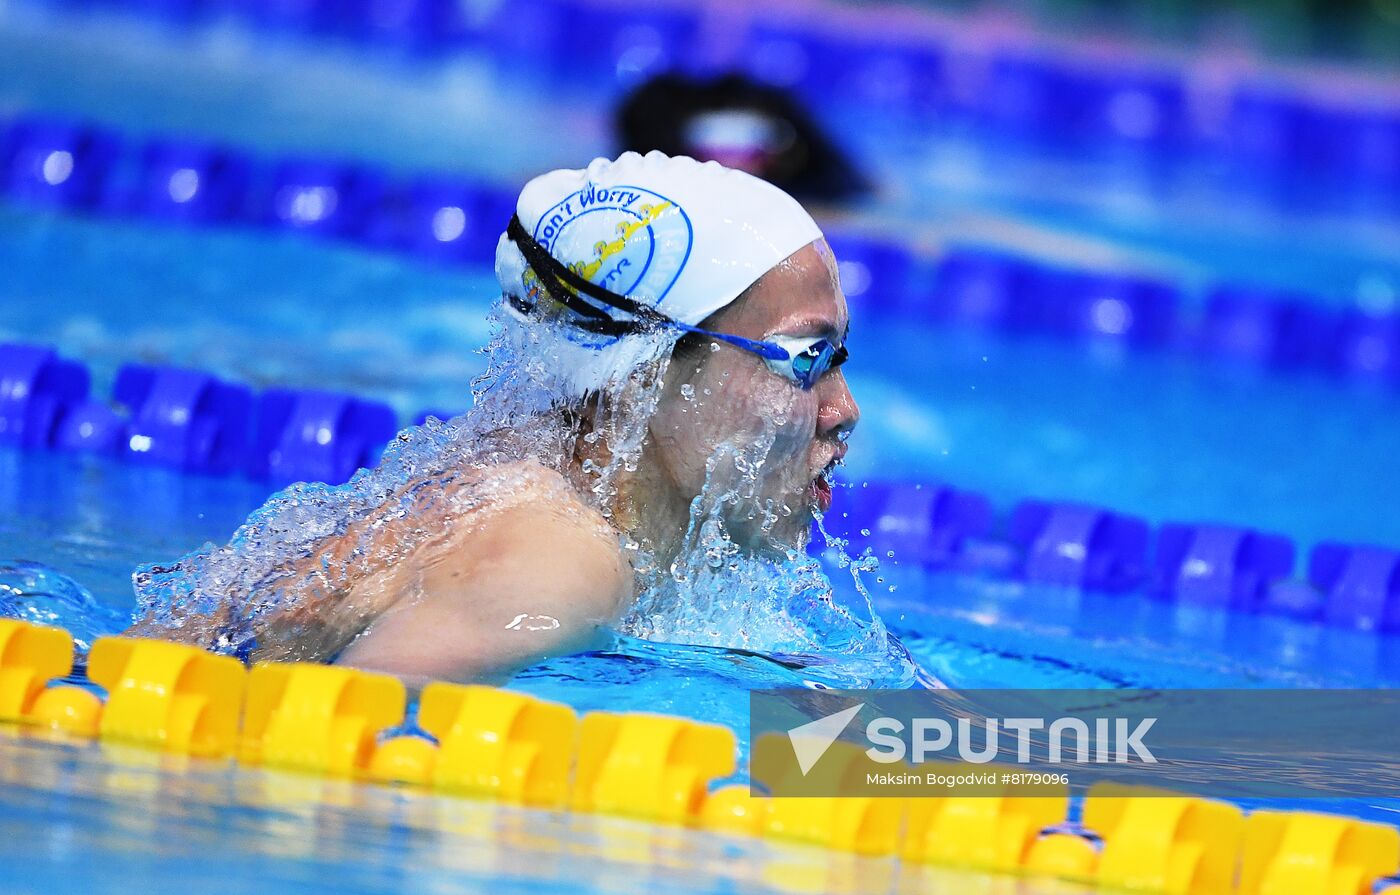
[648,239,859,548]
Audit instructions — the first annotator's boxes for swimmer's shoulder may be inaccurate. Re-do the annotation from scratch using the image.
[462,459,633,610]
[335,459,631,681]
[473,459,609,527]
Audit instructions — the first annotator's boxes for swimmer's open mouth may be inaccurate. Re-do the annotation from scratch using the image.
[810,448,846,512]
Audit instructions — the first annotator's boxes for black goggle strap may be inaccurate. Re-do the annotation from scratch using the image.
[506,215,675,337]
[505,214,794,364]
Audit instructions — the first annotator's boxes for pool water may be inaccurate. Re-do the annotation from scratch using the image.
[6,206,1399,550]
[1,729,1113,895]
[6,3,1400,892]
[6,194,1400,879]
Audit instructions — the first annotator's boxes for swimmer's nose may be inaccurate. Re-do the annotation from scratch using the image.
[817,369,859,440]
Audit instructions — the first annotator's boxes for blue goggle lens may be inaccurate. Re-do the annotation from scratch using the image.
[787,339,849,389]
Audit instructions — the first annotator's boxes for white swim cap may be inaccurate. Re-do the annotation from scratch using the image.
[494,150,823,398]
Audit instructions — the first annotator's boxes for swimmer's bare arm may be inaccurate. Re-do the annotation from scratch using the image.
[330,499,633,685]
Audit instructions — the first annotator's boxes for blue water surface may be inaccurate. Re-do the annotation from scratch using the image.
[5,205,1400,549]
[5,5,1400,892]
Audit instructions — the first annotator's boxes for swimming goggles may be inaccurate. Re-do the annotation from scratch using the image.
[506,215,848,390]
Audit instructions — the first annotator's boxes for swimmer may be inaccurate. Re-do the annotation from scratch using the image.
[126,151,860,685]
[616,72,870,203]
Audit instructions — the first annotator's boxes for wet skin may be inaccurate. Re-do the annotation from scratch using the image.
[333,239,860,683]
[623,239,859,554]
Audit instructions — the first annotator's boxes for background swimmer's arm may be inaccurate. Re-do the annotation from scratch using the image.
[330,502,632,685]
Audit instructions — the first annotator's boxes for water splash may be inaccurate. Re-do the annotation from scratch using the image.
[0,560,127,655]
[614,393,910,686]
[125,302,921,688]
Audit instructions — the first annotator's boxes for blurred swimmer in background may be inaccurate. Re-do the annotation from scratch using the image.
[128,151,875,685]
[616,72,870,205]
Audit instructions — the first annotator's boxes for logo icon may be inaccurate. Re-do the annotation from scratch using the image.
[524,182,693,348]
[787,702,864,776]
